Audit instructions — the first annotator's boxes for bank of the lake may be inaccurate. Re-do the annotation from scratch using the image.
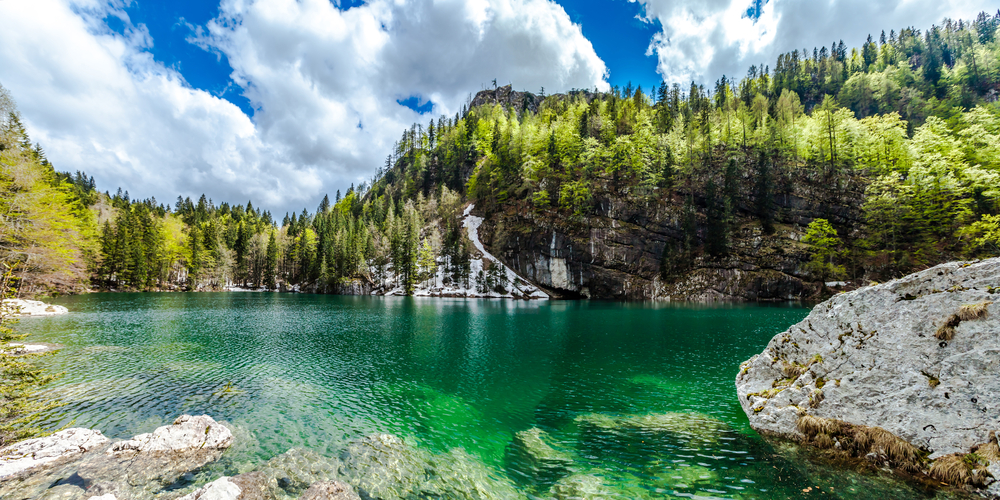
[6,293,975,499]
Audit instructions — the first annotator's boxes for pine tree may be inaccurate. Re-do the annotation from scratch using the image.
[265,231,278,289]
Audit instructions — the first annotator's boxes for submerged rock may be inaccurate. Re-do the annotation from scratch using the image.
[736,258,1000,495]
[339,434,427,499]
[574,412,729,444]
[252,448,342,497]
[506,428,573,484]
[548,472,616,500]
[0,428,109,479]
[297,481,360,500]
[339,434,521,500]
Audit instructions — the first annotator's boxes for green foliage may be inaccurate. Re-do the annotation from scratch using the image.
[0,264,61,446]
[0,85,96,296]
[803,219,846,281]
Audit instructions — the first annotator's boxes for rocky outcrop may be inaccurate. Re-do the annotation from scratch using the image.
[108,414,233,455]
[0,428,108,479]
[469,85,542,115]
[0,415,234,500]
[736,258,1000,495]
[1,299,69,317]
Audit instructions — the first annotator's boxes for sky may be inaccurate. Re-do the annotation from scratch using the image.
[0,0,996,216]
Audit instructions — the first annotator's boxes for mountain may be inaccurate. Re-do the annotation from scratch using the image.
[2,12,999,299]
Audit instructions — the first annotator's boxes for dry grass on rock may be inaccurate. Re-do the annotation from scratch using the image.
[935,300,993,340]
[928,453,993,488]
[796,415,925,472]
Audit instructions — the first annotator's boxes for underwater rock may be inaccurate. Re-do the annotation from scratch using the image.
[573,412,728,443]
[422,448,521,500]
[548,472,616,500]
[252,448,342,497]
[339,434,521,500]
[506,428,573,483]
[736,258,1000,493]
[297,481,360,500]
[338,434,429,499]
[0,428,109,479]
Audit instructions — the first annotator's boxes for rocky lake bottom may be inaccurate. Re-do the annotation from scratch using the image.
[2,293,980,499]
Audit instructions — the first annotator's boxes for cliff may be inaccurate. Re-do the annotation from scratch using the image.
[477,168,865,301]
[736,258,1000,496]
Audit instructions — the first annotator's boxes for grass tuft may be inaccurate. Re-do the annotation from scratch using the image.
[929,453,993,487]
[957,301,992,321]
[935,317,959,340]
[936,301,993,340]
[974,431,1000,463]
[796,415,926,472]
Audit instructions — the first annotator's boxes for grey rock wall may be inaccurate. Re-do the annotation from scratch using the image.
[736,258,1000,494]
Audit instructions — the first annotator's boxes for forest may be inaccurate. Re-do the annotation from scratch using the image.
[1,11,999,297]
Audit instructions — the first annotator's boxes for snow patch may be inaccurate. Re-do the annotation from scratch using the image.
[377,204,548,299]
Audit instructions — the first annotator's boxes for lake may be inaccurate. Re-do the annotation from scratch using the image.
[14,293,959,499]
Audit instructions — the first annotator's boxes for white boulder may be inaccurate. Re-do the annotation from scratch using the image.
[108,415,233,455]
[0,428,109,478]
[1,298,69,317]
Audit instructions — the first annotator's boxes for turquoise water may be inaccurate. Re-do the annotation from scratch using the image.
[14,293,959,499]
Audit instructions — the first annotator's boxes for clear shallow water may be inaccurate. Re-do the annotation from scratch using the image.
[14,293,960,499]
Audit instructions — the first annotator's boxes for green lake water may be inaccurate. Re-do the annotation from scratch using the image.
[14,293,961,499]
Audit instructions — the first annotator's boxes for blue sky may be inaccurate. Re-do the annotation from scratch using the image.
[108,0,664,118]
[1,0,996,213]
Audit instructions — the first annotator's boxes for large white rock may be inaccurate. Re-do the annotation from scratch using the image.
[737,259,1000,461]
[1,298,69,317]
[108,415,233,455]
[0,428,109,478]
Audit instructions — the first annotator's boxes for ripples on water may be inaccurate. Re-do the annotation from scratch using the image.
[15,293,964,499]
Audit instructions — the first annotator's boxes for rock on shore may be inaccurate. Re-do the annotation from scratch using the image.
[736,258,1000,495]
[0,415,233,500]
[0,428,109,479]
[1,299,69,317]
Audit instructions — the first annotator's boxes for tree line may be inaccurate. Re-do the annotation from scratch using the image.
[1,12,999,295]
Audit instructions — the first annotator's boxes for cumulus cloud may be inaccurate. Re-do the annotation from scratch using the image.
[636,0,999,85]
[0,0,607,213]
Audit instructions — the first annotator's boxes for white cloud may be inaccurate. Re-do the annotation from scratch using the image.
[0,0,607,213]
[636,0,998,85]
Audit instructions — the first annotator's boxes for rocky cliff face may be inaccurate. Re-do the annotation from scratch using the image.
[469,85,542,115]
[478,171,865,301]
[736,258,1000,496]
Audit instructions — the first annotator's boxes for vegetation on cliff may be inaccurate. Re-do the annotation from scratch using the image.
[1,12,1000,296]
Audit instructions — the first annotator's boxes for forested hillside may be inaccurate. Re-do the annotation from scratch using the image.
[1,12,999,299]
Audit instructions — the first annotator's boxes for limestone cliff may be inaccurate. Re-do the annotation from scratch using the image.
[477,170,864,301]
[736,258,1000,496]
